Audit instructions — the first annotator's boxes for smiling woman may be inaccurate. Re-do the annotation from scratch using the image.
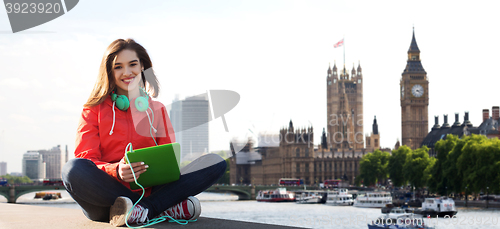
[84,39,159,107]
[61,38,227,227]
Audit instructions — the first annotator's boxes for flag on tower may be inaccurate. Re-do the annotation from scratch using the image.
[334,39,344,48]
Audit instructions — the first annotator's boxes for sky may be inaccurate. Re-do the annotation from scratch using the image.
[0,0,499,174]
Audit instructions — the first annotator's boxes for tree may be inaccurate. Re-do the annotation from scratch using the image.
[0,174,33,184]
[359,150,390,186]
[442,135,468,194]
[388,145,411,188]
[428,134,458,195]
[403,146,431,191]
[458,134,500,194]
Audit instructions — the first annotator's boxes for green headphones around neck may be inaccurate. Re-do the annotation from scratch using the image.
[111,87,149,112]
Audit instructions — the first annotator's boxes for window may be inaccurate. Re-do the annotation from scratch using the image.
[296,148,300,157]
[305,148,309,157]
[296,163,300,173]
[375,139,378,147]
[305,164,309,172]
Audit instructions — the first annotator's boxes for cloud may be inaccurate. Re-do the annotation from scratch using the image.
[0,78,44,90]
[9,114,36,124]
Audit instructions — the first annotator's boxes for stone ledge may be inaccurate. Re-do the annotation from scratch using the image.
[0,203,304,229]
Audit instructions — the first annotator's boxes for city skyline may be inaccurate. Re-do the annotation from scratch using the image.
[1,0,499,173]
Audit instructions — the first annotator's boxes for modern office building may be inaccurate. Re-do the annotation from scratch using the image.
[170,94,209,162]
[170,95,183,154]
[22,152,45,180]
[27,145,62,179]
[0,161,6,176]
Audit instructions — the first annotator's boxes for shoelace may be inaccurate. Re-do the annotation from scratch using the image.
[162,203,188,219]
[124,143,197,228]
[128,204,149,224]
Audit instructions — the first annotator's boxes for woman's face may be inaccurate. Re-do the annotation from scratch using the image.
[113,49,143,96]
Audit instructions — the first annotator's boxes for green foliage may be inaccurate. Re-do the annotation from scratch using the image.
[442,135,468,194]
[458,135,500,194]
[358,150,390,186]
[428,134,458,195]
[403,146,432,190]
[0,174,33,184]
[423,156,436,188]
[427,134,500,195]
[388,145,411,187]
[216,158,231,184]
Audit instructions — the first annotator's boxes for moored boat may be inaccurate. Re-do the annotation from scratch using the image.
[257,188,295,202]
[414,197,457,217]
[354,191,392,208]
[34,192,62,200]
[295,190,326,204]
[325,189,354,206]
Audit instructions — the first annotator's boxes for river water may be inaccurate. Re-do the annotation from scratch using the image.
[2,191,500,229]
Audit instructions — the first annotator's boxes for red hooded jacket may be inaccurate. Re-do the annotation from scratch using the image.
[74,95,176,196]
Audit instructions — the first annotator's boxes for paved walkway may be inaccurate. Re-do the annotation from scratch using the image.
[0,203,304,229]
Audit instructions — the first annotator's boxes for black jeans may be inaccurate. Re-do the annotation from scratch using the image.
[61,154,226,222]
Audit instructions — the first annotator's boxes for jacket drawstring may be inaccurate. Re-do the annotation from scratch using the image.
[110,101,116,135]
[146,107,157,133]
[109,101,158,142]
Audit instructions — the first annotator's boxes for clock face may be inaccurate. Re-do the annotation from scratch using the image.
[412,84,424,97]
[401,86,404,98]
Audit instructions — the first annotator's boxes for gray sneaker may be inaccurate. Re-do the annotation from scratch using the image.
[109,196,149,227]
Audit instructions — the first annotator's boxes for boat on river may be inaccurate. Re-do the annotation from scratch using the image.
[256,188,295,202]
[295,190,326,204]
[354,191,392,208]
[34,192,62,200]
[325,189,354,206]
[413,197,457,217]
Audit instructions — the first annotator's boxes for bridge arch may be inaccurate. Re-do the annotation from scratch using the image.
[0,185,65,203]
[205,186,253,200]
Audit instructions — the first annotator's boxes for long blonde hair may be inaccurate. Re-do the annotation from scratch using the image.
[84,39,160,107]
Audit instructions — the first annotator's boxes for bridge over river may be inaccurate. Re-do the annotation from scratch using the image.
[1,184,369,203]
[0,184,313,203]
[0,185,65,203]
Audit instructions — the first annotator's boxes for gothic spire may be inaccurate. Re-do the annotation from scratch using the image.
[372,116,379,135]
[408,27,420,53]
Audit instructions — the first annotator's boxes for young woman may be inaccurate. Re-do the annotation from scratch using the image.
[62,39,226,227]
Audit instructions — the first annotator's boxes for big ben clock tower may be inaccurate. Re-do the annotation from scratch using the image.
[400,28,429,150]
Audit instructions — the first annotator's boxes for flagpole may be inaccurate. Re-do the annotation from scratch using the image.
[343,36,345,77]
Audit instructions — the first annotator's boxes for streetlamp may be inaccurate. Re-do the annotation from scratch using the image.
[486,187,489,209]
[465,186,468,207]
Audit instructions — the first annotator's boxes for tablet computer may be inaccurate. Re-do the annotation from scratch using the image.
[125,142,181,189]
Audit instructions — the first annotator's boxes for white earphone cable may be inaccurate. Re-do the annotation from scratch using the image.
[110,101,117,135]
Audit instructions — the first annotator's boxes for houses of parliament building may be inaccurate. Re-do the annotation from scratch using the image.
[230,30,429,185]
